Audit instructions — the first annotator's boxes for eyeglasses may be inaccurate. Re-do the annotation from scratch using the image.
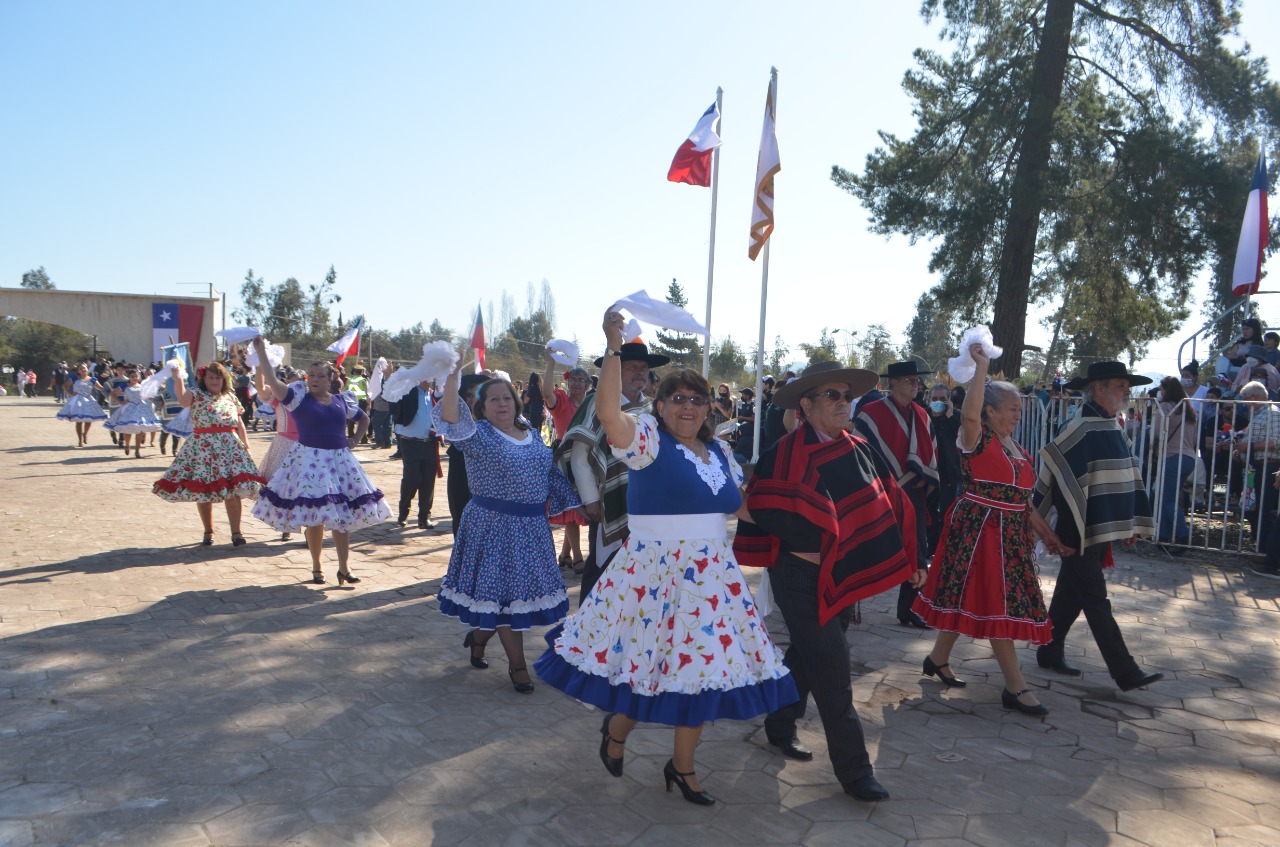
[666,393,709,407]
[808,389,857,403]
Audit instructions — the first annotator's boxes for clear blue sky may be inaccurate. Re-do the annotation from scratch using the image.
[3,1,1279,375]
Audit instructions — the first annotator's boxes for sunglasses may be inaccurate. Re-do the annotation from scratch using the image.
[808,389,857,403]
[666,393,709,407]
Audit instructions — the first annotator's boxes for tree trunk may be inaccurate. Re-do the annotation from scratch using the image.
[990,0,1077,377]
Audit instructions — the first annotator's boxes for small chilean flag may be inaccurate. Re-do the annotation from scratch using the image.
[667,102,721,187]
[1232,151,1269,297]
[327,317,362,367]
[470,303,486,373]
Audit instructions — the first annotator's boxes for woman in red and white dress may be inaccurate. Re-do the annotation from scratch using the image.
[913,342,1068,717]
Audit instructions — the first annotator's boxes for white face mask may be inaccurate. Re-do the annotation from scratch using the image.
[1248,357,1262,367]
[1157,391,1165,402]
[1181,376,1196,390]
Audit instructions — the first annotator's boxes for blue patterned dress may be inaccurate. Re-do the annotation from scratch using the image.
[535,414,796,726]
[56,378,108,422]
[105,386,163,434]
[432,397,579,631]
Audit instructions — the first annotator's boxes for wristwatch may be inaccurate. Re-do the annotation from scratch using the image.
[605,348,621,358]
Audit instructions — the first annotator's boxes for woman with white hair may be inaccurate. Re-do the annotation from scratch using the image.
[913,342,1065,716]
[1233,380,1280,550]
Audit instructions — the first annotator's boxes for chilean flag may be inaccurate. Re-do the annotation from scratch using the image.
[470,303,486,373]
[1232,151,1269,297]
[667,102,721,187]
[327,317,362,367]
[153,303,204,363]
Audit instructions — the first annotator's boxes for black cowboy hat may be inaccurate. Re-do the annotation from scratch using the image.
[772,360,880,410]
[593,342,670,368]
[879,360,934,379]
[1063,361,1154,391]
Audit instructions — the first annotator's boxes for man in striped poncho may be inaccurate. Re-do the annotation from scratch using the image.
[1033,361,1163,692]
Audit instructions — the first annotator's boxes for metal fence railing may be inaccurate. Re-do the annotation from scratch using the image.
[1013,394,1280,558]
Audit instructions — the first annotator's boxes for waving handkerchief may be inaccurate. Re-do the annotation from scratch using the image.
[545,339,580,367]
[245,341,285,370]
[948,325,1004,384]
[611,290,709,336]
[140,357,188,400]
[368,356,389,400]
[379,341,460,403]
[215,326,263,344]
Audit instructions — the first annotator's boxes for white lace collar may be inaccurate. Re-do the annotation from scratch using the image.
[676,441,727,495]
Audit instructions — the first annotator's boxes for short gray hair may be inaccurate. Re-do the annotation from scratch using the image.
[982,380,1021,420]
[1239,380,1269,401]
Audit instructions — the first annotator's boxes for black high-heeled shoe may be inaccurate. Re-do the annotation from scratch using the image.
[231,534,247,547]
[336,570,360,585]
[201,531,214,547]
[923,655,967,687]
[1002,688,1049,716]
[663,759,714,806]
[508,666,534,694]
[598,713,624,778]
[309,570,325,584]
[463,630,488,669]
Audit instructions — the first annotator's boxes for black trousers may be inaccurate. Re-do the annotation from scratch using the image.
[896,486,929,618]
[578,521,607,605]
[763,554,873,789]
[446,446,470,535]
[1044,543,1141,682]
[398,437,438,524]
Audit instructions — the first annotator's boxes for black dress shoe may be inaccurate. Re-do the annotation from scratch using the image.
[766,736,814,761]
[1117,671,1164,691]
[1002,687,1049,716]
[898,611,932,630]
[844,774,890,802]
[1036,645,1082,676]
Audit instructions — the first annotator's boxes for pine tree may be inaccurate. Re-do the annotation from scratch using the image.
[652,279,702,369]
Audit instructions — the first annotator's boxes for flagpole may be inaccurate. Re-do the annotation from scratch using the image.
[751,68,777,465]
[701,86,723,379]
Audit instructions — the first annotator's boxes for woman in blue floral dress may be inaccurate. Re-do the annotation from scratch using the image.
[433,363,580,694]
[534,310,795,806]
[57,363,108,446]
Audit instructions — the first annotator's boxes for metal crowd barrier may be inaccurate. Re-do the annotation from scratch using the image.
[1012,394,1280,558]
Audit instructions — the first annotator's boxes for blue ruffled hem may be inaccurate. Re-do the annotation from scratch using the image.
[57,411,108,421]
[532,628,799,727]
[259,488,385,509]
[438,595,568,632]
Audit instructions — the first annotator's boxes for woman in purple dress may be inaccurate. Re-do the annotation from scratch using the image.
[250,337,392,584]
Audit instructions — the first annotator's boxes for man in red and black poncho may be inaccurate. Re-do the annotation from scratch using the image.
[734,361,924,803]
[854,360,940,628]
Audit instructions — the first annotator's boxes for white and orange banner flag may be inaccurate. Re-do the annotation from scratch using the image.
[748,70,780,261]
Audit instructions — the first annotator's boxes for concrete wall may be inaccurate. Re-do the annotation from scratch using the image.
[0,288,218,365]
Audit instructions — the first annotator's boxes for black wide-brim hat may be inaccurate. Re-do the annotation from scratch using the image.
[772,361,880,410]
[593,342,670,368]
[879,360,934,379]
[1063,361,1154,391]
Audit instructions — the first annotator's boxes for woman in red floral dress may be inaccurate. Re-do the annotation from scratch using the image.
[913,343,1070,717]
[153,361,265,546]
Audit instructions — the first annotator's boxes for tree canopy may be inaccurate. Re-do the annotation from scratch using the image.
[840,0,1280,374]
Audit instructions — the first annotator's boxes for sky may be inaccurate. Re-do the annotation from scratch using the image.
[3,1,1280,377]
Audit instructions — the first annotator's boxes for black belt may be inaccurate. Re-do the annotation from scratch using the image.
[398,435,436,442]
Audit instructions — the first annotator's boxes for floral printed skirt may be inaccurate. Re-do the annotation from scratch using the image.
[913,498,1051,643]
[153,432,264,503]
[534,535,796,726]
[252,443,390,532]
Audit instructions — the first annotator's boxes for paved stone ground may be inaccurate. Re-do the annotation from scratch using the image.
[0,397,1278,846]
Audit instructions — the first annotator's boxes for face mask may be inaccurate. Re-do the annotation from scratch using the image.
[1157,391,1164,402]
[929,400,946,414]
[1181,376,1195,390]
[1248,357,1261,367]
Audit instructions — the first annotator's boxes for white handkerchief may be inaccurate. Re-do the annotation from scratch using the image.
[611,290,709,336]
[545,339,580,367]
[948,326,1004,384]
[245,342,285,369]
[215,326,263,344]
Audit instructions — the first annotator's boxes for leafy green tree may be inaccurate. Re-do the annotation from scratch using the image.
[265,277,306,341]
[857,324,895,376]
[709,336,749,385]
[903,292,959,375]
[232,269,268,327]
[307,265,341,340]
[840,0,1280,375]
[653,279,703,369]
[20,267,54,290]
[797,328,839,367]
